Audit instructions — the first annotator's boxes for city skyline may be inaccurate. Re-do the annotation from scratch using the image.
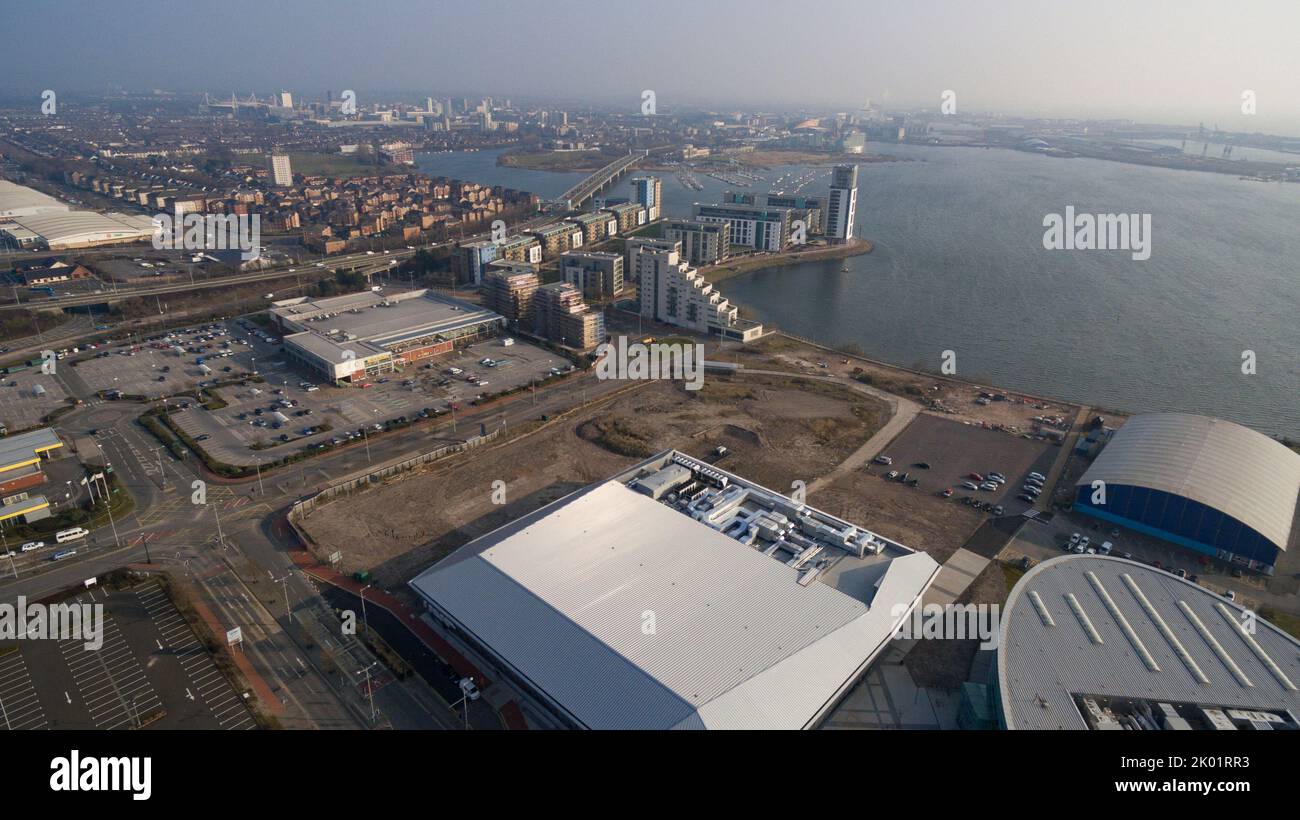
[4,0,1300,135]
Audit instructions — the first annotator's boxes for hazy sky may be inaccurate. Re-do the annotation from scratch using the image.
[6,0,1300,133]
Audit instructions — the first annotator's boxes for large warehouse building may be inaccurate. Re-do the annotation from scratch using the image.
[998,554,1300,730]
[1074,414,1300,575]
[0,209,157,250]
[410,450,940,730]
[0,180,72,220]
[270,288,503,384]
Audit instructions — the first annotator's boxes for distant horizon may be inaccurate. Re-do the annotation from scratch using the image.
[3,87,1298,143]
[4,0,1299,137]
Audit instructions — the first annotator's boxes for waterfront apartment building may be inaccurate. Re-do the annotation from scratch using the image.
[560,250,624,300]
[663,219,730,266]
[528,222,585,260]
[632,243,743,337]
[483,261,540,325]
[693,202,792,252]
[532,282,603,350]
[605,202,648,234]
[630,176,663,221]
[267,154,293,187]
[566,211,618,244]
[825,164,858,243]
[724,191,824,235]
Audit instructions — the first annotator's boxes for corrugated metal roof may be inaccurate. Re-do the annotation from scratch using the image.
[998,555,1300,730]
[0,427,62,470]
[1077,413,1300,551]
[411,480,938,729]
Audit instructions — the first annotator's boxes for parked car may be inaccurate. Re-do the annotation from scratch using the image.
[961,481,979,491]
[873,455,893,465]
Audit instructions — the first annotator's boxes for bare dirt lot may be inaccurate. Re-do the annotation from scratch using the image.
[299,373,889,592]
[729,334,1097,436]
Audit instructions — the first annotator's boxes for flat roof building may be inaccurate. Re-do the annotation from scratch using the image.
[559,250,624,300]
[270,289,503,383]
[663,218,730,266]
[1,211,156,250]
[693,202,792,252]
[0,180,72,220]
[998,555,1300,730]
[482,261,540,325]
[410,450,939,729]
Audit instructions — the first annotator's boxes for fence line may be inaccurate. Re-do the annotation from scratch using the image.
[289,430,498,522]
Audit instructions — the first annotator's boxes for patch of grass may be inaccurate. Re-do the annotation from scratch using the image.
[1259,607,1300,642]
[1000,561,1027,592]
[580,415,655,458]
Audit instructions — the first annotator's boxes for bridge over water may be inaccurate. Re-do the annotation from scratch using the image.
[557,150,650,210]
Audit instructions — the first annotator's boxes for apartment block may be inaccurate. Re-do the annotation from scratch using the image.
[560,250,624,300]
[663,219,730,266]
[483,261,540,324]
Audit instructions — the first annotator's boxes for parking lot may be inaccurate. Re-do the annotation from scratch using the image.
[0,581,255,730]
[169,333,569,465]
[868,414,1060,514]
[0,368,70,431]
[71,319,258,399]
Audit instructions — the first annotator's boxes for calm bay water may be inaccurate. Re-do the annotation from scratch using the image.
[420,145,1300,438]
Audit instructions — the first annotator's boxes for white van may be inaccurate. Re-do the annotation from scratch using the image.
[20,540,45,552]
[56,527,90,544]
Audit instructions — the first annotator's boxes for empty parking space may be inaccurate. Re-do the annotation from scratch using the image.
[59,612,162,729]
[0,649,49,730]
[136,582,255,730]
[4,582,257,730]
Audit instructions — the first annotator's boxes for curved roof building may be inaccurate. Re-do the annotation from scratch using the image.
[998,555,1300,730]
[1074,414,1300,573]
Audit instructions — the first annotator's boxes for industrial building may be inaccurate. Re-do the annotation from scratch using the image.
[0,210,157,250]
[270,289,503,384]
[0,428,63,497]
[0,180,72,220]
[998,554,1300,730]
[1074,414,1300,574]
[410,450,940,729]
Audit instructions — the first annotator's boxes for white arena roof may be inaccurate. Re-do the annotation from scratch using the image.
[999,555,1300,730]
[1076,413,1300,552]
[410,452,939,729]
[3,210,156,249]
[0,180,72,219]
